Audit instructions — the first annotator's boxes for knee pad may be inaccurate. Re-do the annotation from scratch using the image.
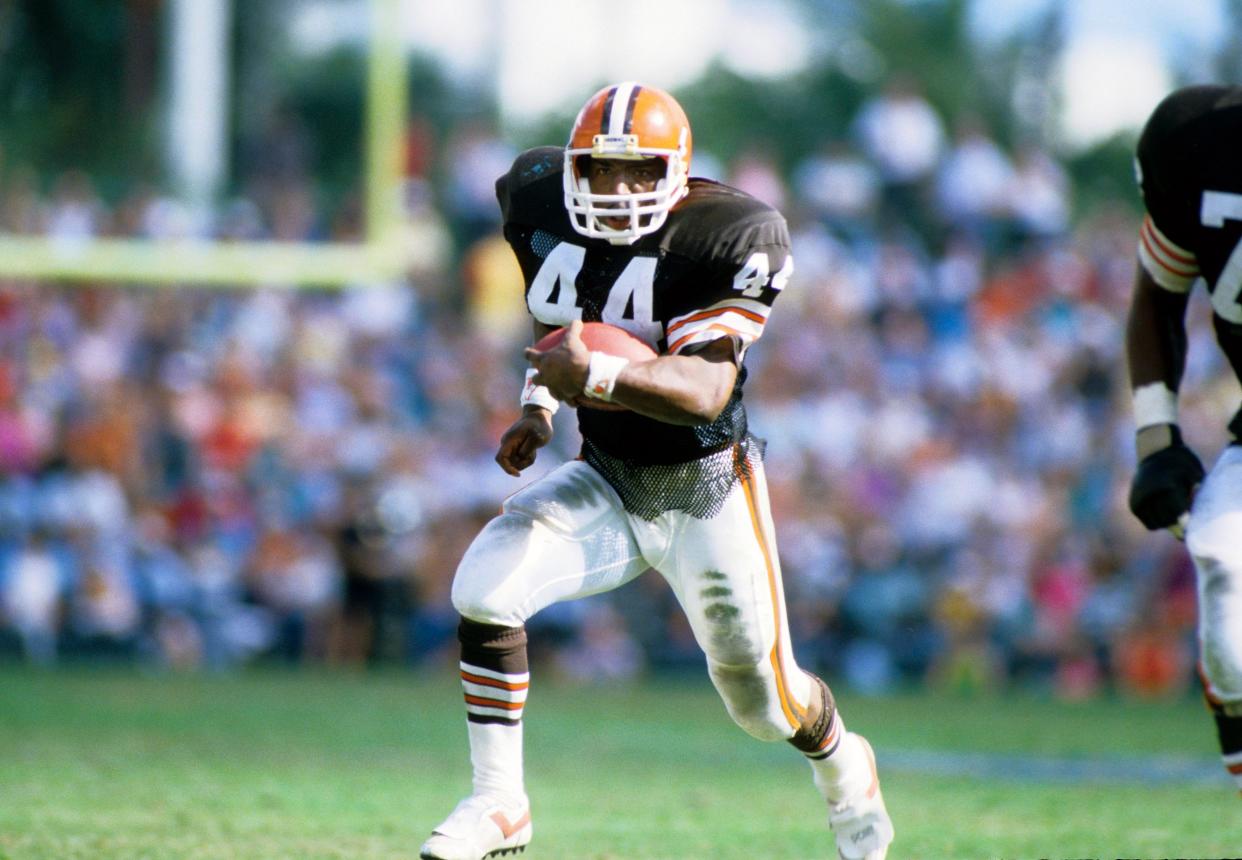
[1187,511,1242,574]
[450,512,536,626]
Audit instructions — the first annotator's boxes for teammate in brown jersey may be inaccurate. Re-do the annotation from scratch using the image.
[1128,84,1242,795]
[420,82,895,860]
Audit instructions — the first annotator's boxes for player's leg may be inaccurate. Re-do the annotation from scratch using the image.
[644,454,893,859]
[421,461,647,860]
[1184,444,1242,796]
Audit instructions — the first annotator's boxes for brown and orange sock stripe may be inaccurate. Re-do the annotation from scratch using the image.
[458,619,530,727]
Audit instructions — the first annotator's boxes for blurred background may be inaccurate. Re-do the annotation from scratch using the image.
[0,0,1239,704]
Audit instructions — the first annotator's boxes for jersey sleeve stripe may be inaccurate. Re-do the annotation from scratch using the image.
[666,304,769,338]
[1142,216,1196,264]
[1138,217,1198,292]
[668,321,756,354]
[1139,227,1198,276]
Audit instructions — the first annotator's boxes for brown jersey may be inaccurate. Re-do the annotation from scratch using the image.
[496,146,793,468]
[1137,85,1242,389]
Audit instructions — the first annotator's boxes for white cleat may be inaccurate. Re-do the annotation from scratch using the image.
[828,735,894,860]
[420,794,532,860]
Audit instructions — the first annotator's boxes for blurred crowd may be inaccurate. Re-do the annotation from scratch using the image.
[0,79,1235,703]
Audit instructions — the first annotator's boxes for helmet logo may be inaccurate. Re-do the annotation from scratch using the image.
[592,135,642,158]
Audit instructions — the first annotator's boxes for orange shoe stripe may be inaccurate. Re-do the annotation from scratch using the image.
[489,810,531,838]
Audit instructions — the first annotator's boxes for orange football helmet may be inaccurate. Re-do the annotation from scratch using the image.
[562,82,693,244]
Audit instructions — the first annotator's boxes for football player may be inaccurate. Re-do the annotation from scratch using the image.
[420,83,894,859]
[1127,84,1242,796]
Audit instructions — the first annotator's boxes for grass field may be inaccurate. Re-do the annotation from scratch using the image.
[0,665,1236,859]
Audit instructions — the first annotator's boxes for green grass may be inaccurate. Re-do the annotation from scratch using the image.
[0,666,1235,859]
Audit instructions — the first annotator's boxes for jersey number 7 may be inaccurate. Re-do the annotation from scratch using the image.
[1201,190,1242,324]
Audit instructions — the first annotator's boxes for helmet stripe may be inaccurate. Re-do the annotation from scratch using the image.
[606,82,640,136]
[599,86,618,134]
[621,83,641,134]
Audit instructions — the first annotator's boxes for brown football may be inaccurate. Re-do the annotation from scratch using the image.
[533,322,657,411]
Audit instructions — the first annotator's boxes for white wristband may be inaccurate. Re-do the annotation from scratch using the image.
[1132,381,1178,429]
[583,352,630,402]
[520,368,559,414]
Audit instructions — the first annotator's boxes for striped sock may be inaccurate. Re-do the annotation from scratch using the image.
[461,661,530,725]
[787,674,867,804]
[803,708,844,761]
[458,619,529,800]
[806,717,872,805]
[789,674,842,759]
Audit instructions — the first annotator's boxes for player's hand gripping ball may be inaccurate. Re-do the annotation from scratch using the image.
[533,322,657,411]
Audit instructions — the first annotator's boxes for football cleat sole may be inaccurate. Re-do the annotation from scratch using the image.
[419,849,525,860]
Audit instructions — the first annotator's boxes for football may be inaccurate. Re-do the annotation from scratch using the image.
[533,322,658,411]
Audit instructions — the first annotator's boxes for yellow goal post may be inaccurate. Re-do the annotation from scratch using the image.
[0,0,410,289]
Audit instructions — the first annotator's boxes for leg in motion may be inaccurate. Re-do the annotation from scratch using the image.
[420,619,532,860]
[653,458,893,858]
[422,462,647,859]
[789,674,894,860]
[1185,447,1242,795]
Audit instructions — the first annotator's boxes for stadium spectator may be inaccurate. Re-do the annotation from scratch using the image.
[1,529,64,665]
[792,139,881,246]
[934,115,1015,250]
[852,74,946,241]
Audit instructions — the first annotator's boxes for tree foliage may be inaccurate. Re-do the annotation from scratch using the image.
[0,0,154,195]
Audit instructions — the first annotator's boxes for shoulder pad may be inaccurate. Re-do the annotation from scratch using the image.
[660,180,790,264]
[496,147,565,223]
[1139,86,1236,163]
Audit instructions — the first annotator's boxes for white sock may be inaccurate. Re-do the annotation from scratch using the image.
[468,721,525,802]
[807,722,872,805]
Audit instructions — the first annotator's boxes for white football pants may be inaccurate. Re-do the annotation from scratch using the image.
[1186,443,1242,705]
[451,458,813,741]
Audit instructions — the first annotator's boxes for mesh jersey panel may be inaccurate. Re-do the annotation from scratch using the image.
[530,228,559,260]
[582,432,766,521]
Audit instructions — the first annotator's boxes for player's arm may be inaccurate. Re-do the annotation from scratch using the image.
[495,320,560,476]
[1125,264,1204,534]
[526,320,737,426]
[608,336,738,424]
